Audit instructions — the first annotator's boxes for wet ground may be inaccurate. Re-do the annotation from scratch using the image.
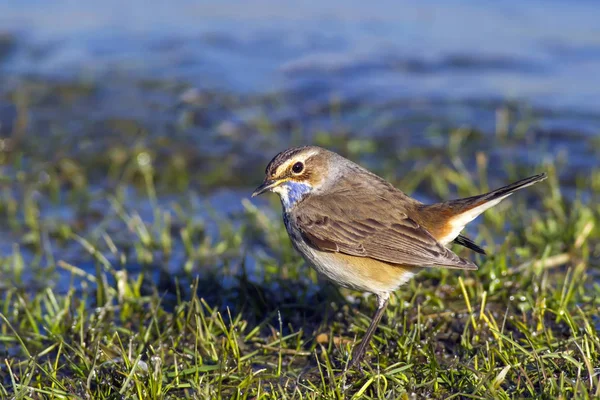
[0,0,599,294]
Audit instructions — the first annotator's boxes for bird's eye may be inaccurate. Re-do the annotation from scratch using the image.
[292,162,304,174]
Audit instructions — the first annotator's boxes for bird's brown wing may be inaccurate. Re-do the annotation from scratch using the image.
[292,190,477,270]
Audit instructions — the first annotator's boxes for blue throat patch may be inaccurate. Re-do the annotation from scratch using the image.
[280,181,311,210]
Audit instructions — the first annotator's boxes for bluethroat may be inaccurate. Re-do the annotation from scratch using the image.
[252,145,546,370]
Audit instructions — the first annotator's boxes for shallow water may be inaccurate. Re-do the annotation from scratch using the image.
[2,1,600,110]
[0,0,599,293]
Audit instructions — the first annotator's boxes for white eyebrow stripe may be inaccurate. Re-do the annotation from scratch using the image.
[274,150,319,176]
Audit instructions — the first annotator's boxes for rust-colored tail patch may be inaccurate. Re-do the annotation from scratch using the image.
[416,173,547,247]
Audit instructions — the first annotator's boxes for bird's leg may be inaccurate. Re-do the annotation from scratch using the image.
[347,294,390,370]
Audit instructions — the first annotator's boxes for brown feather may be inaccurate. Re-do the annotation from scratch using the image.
[292,173,477,270]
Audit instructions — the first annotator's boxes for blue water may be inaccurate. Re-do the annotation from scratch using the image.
[1,0,600,115]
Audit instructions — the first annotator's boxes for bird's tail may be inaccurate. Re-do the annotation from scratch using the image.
[452,173,548,209]
[418,173,547,248]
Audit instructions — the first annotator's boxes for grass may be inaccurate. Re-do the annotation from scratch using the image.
[0,94,599,398]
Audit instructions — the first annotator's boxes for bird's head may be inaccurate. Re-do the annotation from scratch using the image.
[252,146,331,209]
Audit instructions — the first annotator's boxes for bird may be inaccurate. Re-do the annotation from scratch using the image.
[252,145,546,370]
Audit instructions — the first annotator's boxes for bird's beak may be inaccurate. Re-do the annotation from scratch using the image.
[252,179,279,197]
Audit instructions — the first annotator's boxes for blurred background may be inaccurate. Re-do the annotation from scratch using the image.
[0,0,599,293]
